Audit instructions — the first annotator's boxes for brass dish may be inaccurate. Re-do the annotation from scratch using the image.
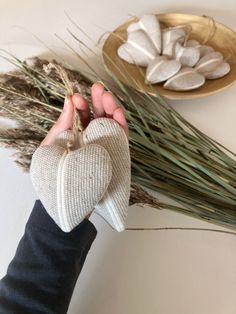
[102,13,236,100]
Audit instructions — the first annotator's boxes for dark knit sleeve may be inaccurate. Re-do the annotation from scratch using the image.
[0,199,97,314]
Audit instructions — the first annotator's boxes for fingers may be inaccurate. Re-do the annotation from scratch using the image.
[72,93,90,129]
[40,96,74,146]
[102,91,129,137]
[113,107,129,137]
[102,92,118,119]
[91,82,105,117]
[40,82,129,148]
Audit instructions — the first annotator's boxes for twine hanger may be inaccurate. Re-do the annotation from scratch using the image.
[202,15,217,44]
[47,62,84,152]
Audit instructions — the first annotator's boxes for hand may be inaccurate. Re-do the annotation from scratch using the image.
[40,82,128,147]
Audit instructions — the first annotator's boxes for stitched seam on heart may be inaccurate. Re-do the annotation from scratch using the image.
[146,59,166,81]
[57,151,71,232]
[196,58,221,71]
[165,31,171,45]
[139,21,158,35]
[127,40,155,59]
[175,46,184,60]
[165,69,195,84]
[138,21,161,53]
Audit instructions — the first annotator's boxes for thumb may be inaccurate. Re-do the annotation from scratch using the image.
[40,96,74,146]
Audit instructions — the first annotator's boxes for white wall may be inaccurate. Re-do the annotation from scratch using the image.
[0,1,236,313]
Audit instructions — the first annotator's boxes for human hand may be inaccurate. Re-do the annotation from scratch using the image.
[40,82,128,147]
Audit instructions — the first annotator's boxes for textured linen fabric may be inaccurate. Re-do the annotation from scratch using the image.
[30,138,112,232]
[46,117,131,232]
[0,199,97,314]
[31,117,131,233]
[84,118,131,232]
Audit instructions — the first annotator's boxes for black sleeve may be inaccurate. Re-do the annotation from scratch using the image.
[0,199,97,314]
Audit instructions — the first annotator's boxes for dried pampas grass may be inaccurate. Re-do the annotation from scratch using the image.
[1,52,236,231]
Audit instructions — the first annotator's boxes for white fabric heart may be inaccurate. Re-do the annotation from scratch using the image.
[145,56,181,84]
[127,22,141,33]
[83,117,131,232]
[162,27,186,57]
[118,30,157,66]
[204,62,230,79]
[185,40,214,58]
[185,40,200,48]
[127,14,162,54]
[198,45,214,57]
[30,121,113,232]
[174,42,200,67]
[50,117,131,232]
[195,51,223,74]
[164,67,205,91]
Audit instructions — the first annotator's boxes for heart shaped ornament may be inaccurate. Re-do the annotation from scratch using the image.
[164,67,205,91]
[83,118,131,232]
[162,27,186,57]
[185,40,201,48]
[118,30,156,66]
[174,42,200,67]
[145,56,181,84]
[204,62,231,79]
[127,22,141,33]
[54,117,131,232]
[198,45,214,57]
[127,14,162,54]
[30,122,113,232]
[195,51,223,74]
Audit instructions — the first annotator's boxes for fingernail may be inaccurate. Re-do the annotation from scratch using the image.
[96,80,105,86]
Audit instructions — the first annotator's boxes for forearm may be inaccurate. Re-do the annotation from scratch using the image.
[0,199,97,314]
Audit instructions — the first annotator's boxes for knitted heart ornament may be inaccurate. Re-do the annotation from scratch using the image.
[30,130,112,232]
[56,118,131,232]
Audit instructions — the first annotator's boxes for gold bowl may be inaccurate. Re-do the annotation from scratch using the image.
[102,13,236,100]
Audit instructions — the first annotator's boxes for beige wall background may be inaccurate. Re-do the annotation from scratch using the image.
[0,1,236,313]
